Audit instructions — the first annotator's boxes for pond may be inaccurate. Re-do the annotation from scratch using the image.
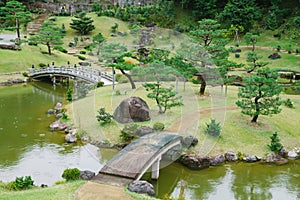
[0,82,299,200]
[0,82,117,186]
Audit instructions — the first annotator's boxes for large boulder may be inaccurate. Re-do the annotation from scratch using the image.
[243,155,260,163]
[0,43,20,50]
[50,120,67,131]
[128,180,155,197]
[80,170,95,180]
[113,96,150,123]
[65,133,77,143]
[268,53,281,59]
[225,151,238,162]
[287,150,298,158]
[179,154,210,170]
[263,153,288,165]
[210,154,225,166]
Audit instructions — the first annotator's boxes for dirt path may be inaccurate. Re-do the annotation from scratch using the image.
[76,181,134,200]
[165,106,239,133]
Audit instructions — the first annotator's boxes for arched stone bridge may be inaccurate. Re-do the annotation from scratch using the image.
[28,65,114,85]
[94,132,182,185]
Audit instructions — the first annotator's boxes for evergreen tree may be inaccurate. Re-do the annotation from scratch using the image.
[29,21,65,55]
[236,68,282,123]
[143,81,183,113]
[70,12,95,35]
[244,32,259,51]
[92,33,105,56]
[0,0,32,41]
[189,19,229,95]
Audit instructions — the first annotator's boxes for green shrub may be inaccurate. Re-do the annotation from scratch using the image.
[22,72,28,77]
[235,53,240,58]
[206,119,221,137]
[284,98,294,108]
[268,132,283,153]
[62,168,80,181]
[96,81,104,87]
[115,90,121,95]
[28,41,38,46]
[78,55,86,60]
[66,88,73,101]
[39,63,47,68]
[7,176,34,190]
[61,112,69,120]
[54,46,68,53]
[79,50,86,54]
[84,43,94,51]
[153,122,165,131]
[120,124,138,142]
[96,108,113,124]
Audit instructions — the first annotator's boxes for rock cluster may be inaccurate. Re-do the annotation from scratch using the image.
[128,180,155,197]
[48,102,78,143]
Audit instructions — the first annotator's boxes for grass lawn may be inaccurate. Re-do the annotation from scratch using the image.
[0,45,80,74]
[0,181,85,200]
[228,47,300,72]
[68,81,300,157]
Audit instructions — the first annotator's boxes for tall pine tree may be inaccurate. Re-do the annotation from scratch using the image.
[70,12,95,35]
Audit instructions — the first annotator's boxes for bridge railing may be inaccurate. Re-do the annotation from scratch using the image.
[28,65,113,83]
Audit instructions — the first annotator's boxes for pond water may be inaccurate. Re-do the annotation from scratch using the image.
[0,82,117,186]
[152,161,300,200]
[0,82,299,200]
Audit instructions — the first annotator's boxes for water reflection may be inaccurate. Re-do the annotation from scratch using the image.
[0,143,105,185]
[0,83,117,186]
[154,160,300,200]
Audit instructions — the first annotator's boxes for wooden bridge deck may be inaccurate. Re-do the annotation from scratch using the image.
[99,132,182,179]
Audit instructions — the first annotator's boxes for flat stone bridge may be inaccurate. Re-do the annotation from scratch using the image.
[28,65,113,85]
[94,132,182,185]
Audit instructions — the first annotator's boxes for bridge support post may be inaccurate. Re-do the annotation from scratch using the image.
[151,155,161,179]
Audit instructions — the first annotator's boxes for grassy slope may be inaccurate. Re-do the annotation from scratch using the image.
[0,181,85,200]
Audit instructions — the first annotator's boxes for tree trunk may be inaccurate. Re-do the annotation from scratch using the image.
[120,69,136,89]
[252,96,260,123]
[47,43,51,55]
[16,18,20,41]
[251,115,258,123]
[198,74,206,95]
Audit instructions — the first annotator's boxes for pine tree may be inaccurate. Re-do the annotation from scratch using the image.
[236,68,282,123]
[70,12,95,35]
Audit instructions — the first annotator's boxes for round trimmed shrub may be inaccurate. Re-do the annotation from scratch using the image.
[153,122,165,131]
[62,168,80,181]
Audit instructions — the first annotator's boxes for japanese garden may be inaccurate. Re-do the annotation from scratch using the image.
[0,0,299,199]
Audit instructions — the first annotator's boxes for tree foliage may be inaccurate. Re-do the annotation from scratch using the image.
[219,0,261,31]
[110,52,137,89]
[143,82,183,113]
[0,0,32,40]
[236,68,282,123]
[29,20,65,55]
[245,51,268,73]
[92,32,105,56]
[244,32,259,51]
[70,12,95,35]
